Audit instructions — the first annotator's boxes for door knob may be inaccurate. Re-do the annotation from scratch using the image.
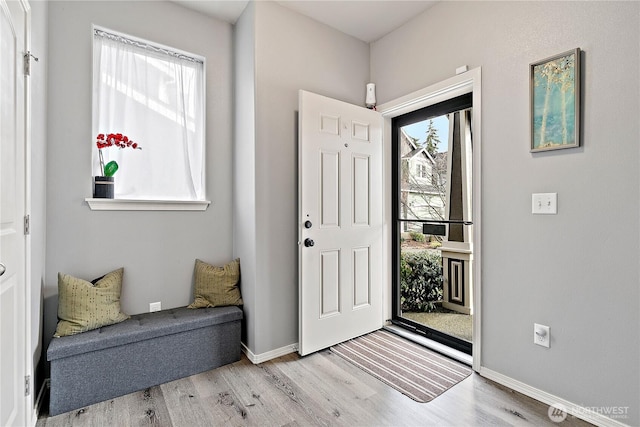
[304,220,312,229]
[0,263,5,277]
[304,238,314,247]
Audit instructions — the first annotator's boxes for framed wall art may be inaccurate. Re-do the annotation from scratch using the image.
[530,48,581,152]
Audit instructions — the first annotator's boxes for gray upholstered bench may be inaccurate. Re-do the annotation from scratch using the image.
[47,305,242,416]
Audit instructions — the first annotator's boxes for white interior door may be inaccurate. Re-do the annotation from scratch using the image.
[298,90,383,356]
[0,1,27,425]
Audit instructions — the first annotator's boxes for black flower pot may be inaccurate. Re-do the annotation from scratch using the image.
[93,176,114,199]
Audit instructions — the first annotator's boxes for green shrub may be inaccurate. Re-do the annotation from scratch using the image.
[400,251,443,312]
[409,231,426,243]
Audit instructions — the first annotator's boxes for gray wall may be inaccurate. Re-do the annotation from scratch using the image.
[30,0,48,395]
[38,1,638,423]
[371,1,639,424]
[43,1,234,356]
[234,1,370,355]
[233,1,257,350]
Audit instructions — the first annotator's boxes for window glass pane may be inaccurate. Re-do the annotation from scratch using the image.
[92,29,205,200]
[399,116,448,221]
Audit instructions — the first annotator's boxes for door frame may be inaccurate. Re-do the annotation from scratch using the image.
[0,0,33,423]
[390,94,473,355]
[378,68,482,371]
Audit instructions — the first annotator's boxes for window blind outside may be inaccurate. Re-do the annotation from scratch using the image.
[92,28,206,201]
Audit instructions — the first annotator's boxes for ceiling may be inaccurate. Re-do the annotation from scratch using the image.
[171,0,438,43]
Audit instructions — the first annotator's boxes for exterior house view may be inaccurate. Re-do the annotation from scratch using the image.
[1,1,638,426]
[400,127,447,233]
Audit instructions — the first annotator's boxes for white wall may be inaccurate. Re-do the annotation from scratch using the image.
[43,0,234,358]
[371,1,639,424]
[234,1,370,355]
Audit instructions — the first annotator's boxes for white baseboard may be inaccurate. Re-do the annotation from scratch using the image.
[241,342,298,364]
[479,367,631,427]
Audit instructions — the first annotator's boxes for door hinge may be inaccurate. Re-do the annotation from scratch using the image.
[23,51,39,76]
[25,375,30,396]
[24,214,30,235]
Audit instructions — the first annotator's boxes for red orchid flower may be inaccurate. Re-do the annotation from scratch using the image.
[95,133,141,177]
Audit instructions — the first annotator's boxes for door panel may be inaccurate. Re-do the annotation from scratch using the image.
[320,250,340,317]
[352,154,369,225]
[320,150,340,227]
[351,121,369,141]
[352,247,370,308]
[299,90,383,356]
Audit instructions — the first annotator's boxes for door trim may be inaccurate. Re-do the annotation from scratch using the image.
[378,68,482,372]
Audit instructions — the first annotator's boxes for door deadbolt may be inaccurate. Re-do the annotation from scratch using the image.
[304,220,312,229]
[304,238,314,247]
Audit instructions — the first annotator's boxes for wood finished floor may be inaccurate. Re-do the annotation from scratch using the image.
[37,350,593,427]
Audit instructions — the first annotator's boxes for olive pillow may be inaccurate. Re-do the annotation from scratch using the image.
[188,259,243,308]
[54,268,130,337]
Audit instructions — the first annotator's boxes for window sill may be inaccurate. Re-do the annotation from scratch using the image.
[85,198,211,211]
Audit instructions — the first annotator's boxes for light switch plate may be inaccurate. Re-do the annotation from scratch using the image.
[532,193,557,214]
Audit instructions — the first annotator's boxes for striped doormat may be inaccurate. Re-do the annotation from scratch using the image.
[330,330,472,402]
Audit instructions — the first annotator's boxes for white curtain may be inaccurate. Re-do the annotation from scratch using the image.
[92,29,205,200]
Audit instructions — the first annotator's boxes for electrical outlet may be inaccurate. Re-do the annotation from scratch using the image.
[532,193,557,215]
[534,323,550,348]
[149,302,161,312]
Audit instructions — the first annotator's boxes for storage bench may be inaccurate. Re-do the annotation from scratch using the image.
[47,305,242,416]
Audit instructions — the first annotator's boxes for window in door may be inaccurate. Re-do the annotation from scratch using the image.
[391,93,473,355]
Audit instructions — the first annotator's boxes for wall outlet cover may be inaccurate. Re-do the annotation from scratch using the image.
[149,302,161,312]
[534,323,550,348]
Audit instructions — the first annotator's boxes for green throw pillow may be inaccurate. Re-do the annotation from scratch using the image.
[54,268,130,337]
[188,259,243,309]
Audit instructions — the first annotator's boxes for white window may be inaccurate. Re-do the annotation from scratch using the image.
[92,27,206,201]
[415,163,428,178]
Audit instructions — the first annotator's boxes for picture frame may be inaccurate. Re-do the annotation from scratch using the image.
[530,48,581,152]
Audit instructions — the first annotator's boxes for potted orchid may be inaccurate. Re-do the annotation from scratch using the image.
[93,133,142,198]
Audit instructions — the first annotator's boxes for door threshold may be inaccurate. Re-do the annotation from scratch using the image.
[383,324,472,367]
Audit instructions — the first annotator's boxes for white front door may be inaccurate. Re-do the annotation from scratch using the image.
[298,90,383,356]
[0,1,28,425]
